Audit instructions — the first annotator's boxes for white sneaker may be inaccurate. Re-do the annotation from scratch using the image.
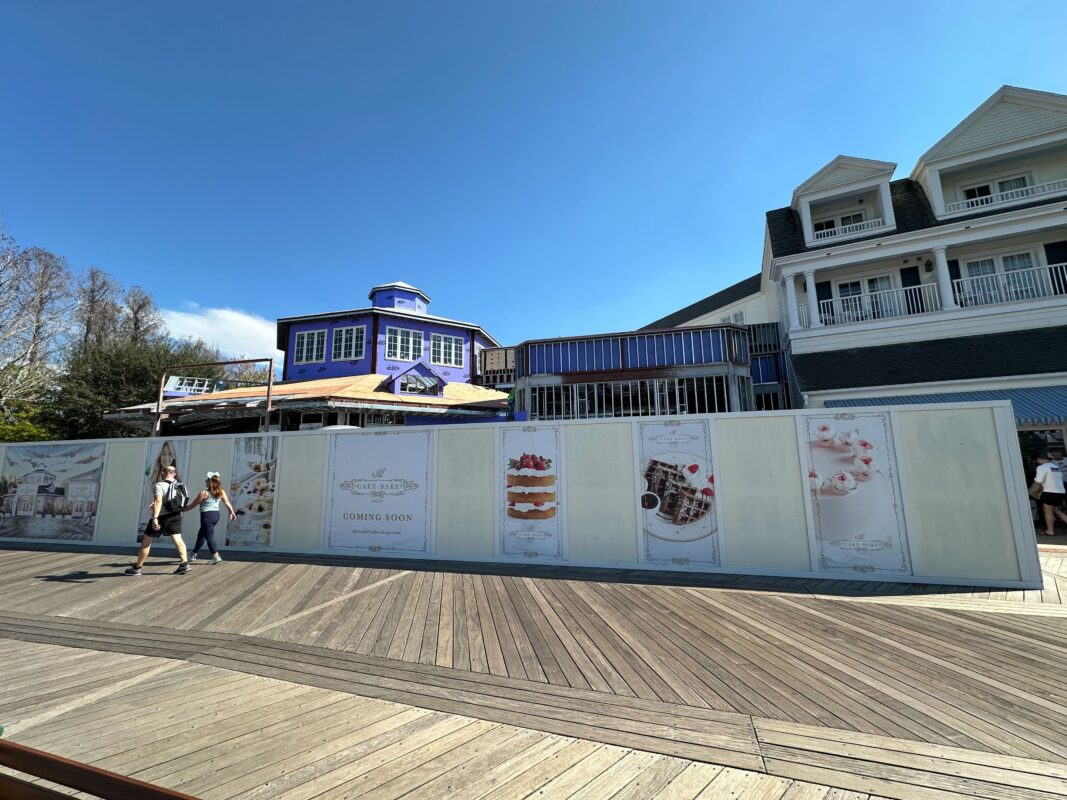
[189,553,198,561]
[210,554,223,564]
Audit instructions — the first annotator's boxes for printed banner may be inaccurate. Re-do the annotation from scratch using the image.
[500,425,564,558]
[802,412,910,574]
[0,443,106,541]
[636,419,719,566]
[138,439,190,534]
[228,435,278,547]
[326,430,434,553]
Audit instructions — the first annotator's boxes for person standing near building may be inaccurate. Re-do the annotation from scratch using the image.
[1032,453,1067,537]
[184,471,236,564]
[125,464,191,574]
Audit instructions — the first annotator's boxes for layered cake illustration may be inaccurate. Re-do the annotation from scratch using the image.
[643,458,713,525]
[506,453,557,519]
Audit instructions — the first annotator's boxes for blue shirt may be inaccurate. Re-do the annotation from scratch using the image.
[200,493,221,513]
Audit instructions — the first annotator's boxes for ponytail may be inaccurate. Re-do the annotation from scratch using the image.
[208,475,224,499]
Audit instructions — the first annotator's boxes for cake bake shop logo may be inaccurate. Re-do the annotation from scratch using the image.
[649,433,699,445]
[340,468,420,499]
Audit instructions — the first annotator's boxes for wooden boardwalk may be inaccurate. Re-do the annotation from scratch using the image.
[2,545,1067,798]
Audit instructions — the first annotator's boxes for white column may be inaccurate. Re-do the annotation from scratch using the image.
[878,181,896,229]
[798,201,814,245]
[803,270,822,327]
[933,245,958,310]
[927,168,946,218]
[784,275,801,330]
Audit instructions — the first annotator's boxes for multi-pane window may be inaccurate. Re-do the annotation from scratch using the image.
[839,213,863,227]
[399,375,438,395]
[431,334,464,367]
[720,311,745,324]
[385,327,422,361]
[294,330,327,364]
[813,219,836,233]
[998,176,1028,193]
[963,184,993,201]
[332,326,366,361]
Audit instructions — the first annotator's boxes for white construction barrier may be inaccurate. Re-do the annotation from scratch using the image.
[0,402,1042,588]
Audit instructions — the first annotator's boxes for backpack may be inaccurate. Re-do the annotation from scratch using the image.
[162,481,189,514]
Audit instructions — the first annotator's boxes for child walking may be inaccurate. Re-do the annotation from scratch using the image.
[185,472,237,563]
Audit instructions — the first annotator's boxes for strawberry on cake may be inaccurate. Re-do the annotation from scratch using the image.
[506,453,557,519]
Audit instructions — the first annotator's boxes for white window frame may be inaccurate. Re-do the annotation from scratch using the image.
[331,325,366,362]
[833,272,893,299]
[430,333,465,368]
[399,374,438,395]
[812,208,867,233]
[385,326,422,362]
[961,245,1040,277]
[293,329,327,364]
[957,172,1030,203]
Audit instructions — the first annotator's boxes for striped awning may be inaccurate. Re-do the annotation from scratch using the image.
[824,385,1067,426]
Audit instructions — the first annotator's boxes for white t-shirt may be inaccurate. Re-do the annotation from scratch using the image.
[1035,462,1065,494]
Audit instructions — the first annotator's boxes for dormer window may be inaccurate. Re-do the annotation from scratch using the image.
[960,174,1029,207]
[812,210,868,240]
[399,375,438,394]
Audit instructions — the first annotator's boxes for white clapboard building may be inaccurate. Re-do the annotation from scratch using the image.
[647,85,1067,459]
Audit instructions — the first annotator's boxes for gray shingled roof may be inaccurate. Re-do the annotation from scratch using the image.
[791,325,1067,392]
[768,179,1067,259]
[642,273,762,329]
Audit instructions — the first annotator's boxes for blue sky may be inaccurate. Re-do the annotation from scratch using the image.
[2,0,1066,354]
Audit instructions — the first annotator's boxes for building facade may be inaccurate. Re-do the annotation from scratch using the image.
[107,281,508,434]
[279,281,498,388]
[647,86,1067,455]
[509,324,753,421]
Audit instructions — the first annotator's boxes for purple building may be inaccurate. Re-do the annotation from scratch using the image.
[106,282,509,434]
[277,281,500,397]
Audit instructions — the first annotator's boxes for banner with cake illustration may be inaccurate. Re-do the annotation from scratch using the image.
[228,435,278,548]
[500,425,564,558]
[137,439,190,535]
[802,412,910,574]
[636,419,720,566]
[0,443,106,541]
[326,429,435,554]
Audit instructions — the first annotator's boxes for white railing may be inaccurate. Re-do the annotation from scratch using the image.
[952,262,1067,308]
[944,178,1067,214]
[813,283,942,328]
[813,217,885,241]
[797,303,809,329]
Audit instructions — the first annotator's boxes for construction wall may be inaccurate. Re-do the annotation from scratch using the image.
[0,402,1042,588]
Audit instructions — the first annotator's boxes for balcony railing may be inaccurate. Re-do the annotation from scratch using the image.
[944,178,1067,214]
[796,284,942,329]
[813,217,886,241]
[953,262,1067,308]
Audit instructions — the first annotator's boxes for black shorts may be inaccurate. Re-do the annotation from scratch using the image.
[144,513,182,538]
[1041,492,1065,509]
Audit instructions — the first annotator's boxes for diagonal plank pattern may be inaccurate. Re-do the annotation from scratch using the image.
[1,638,865,800]
[3,547,1067,798]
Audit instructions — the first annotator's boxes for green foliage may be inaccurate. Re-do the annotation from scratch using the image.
[0,402,52,443]
[43,337,220,440]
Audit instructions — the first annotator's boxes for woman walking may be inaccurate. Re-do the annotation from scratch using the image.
[185,472,236,563]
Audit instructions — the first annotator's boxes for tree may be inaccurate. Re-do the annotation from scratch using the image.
[44,336,221,440]
[74,267,123,346]
[121,286,164,345]
[0,235,73,417]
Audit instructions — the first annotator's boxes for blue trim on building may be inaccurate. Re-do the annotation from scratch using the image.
[823,385,1067,426]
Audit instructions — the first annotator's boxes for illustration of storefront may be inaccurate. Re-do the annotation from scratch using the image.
[3,469,100,520]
